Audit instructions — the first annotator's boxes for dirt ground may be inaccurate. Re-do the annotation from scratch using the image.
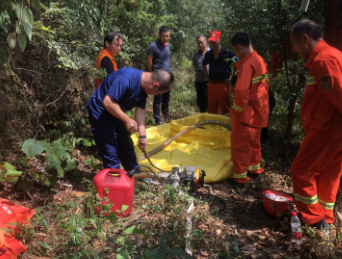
[1,146,341,259]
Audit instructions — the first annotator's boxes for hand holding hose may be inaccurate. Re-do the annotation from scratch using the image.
[125,118,138,132]
[138,137,148,152]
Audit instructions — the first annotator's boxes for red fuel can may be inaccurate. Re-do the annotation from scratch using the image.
[93,168,134,217]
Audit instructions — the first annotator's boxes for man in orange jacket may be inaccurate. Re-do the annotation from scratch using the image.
[95,32,123,89]
[229,32,269,184]
[290,20,342,230]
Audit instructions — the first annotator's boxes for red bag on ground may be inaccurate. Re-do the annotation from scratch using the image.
[0,198,35,259]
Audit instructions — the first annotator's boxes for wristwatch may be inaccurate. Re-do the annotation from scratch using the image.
[139,135,146,139]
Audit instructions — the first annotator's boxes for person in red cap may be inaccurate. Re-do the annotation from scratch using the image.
[229,32,269,184]
[290,20,342,231]
[202,30,237,115]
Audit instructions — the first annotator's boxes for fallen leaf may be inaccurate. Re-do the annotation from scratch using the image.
[241,244,256,254]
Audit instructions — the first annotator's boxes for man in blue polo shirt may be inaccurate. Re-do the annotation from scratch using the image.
[88,67,174,172]
[202,30,237,115]
[146,25,171,125]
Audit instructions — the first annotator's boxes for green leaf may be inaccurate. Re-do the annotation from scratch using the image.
[46,152,61,167]
[23,21,32,40]
[102,204,112,212]
[64,158,76,171]
[22,139,45,157]
[121,205,128,212]
[12,3,21,19]
[84,157,93,165]
[0,170,3,182]
[15,23,24,34]
[0,48,6,66]
[44,175,58,187]
[3,162,15,171]
[124,226,146,235]
[53,139,68,159]
[108,212,117,224]
[2,227,14,235]
[56,166,64,177]
[17,33,26,52]
[159,234,174,251]
[36,241,52,250]
[41,140,52,153]
[7,32,16,49]
[22,7,34,26]
[1,162,22,183]
[116,254,126,259]
[76,138,92,147]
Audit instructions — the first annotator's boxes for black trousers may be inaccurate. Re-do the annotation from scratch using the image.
[195,81,208,113]
[153,90,170,122]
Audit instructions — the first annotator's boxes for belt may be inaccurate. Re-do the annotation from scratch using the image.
[209,79,225,84]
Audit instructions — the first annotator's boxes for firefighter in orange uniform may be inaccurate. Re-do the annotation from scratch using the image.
[290,20,342,230]
[229,32,269,184]
[95,32,123,89]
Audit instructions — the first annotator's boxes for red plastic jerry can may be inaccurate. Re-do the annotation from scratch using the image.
[93,168,134,217]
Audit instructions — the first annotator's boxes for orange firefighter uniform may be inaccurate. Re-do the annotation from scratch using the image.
[230,51,269,184]
[95,49,118,89]
[291,40,342,225]
[0,198,35,258]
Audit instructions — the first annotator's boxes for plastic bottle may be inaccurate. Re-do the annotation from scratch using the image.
[291,211,303,244]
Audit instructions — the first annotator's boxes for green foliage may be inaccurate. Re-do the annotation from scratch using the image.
[20,134,96,186]
[0,161,23,183]
[0,0,38,65]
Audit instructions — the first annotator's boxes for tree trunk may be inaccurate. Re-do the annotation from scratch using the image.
[324,0,342,51]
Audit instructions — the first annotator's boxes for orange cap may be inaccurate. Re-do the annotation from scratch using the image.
[208,31,221,42]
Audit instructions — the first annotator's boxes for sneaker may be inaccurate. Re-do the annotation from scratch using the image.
[155,120,164,125]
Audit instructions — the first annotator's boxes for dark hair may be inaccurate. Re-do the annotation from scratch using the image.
[231,32,251,47]
[197,35,207,41]
[104,32,123,48]
[152,70,174,91]
[291,20,323,41]
[159,26,170,34]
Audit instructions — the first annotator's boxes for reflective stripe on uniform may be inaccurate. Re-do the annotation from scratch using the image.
[318,199,334,210]
[248,163,260,171]
[294,193,318,205]
[306,76,316,85]
[252,73,268,84]
[233,102,246,112]
[233,172,247,179]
